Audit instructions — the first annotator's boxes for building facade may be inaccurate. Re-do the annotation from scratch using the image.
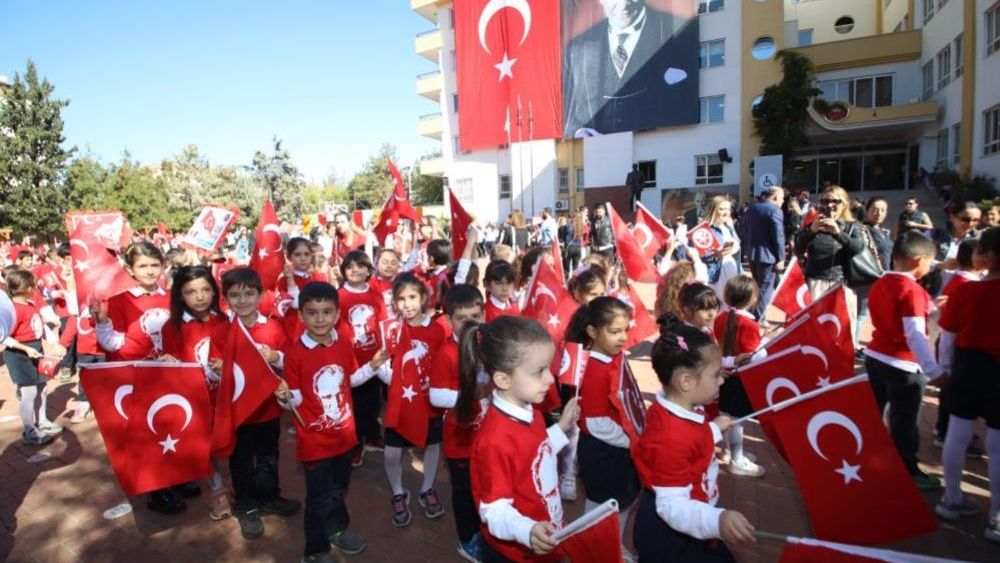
[412,0,999,222]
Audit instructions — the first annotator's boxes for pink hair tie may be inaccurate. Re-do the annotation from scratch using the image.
[676,336,688,351]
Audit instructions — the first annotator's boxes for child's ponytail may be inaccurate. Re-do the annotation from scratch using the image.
[456,321,485,425]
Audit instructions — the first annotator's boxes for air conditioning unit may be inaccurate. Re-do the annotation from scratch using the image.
[554,199,570,211]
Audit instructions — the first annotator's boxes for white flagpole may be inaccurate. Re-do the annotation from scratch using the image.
[552,498,619,543]
[528,100,535,217]
[753,531,974,563]
[731,373,868,426]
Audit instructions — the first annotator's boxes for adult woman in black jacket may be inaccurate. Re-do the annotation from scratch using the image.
[794,185,866,338]
[855,197,894,353]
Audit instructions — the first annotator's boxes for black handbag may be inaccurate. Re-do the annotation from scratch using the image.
[845,222,884,288]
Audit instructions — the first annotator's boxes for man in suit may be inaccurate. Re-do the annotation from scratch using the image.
[745,186,786,320]
[563,0,699,138]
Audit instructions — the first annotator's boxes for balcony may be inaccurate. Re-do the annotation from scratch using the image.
[789,30,922,72]
[416,70,443,101]
[807,100,938,134]
[418,112,444,139]
[415,29,442,62]
[418,155,445,177]
[411,0,442,23]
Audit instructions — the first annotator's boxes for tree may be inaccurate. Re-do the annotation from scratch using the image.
[752,51,821,162]
[347,143,399,210]
[409,154,443,206]
[159,144,265,229]
[0,60,76,239]
[303,177,352,214]
[64,153,110,212]
[249,137,305,223]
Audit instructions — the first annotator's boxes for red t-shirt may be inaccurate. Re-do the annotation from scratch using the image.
[105,288,170,360]
[336,284,385,366]
[577,352,623,436]
[713,310,761,356]
[275,271,328,341]
[283,332,360,461]
[867,273,931,363]
[941,271,978,299]
[430,338,488,459]
[210,315,289,424]
[161,314,227,365]
[484,294,520,322]
[939,278,1000,362]
[10,300,43,342]
[416,266,449,311]
[370,275,396,318]
[332,232,367,264]
[471,402,564,563]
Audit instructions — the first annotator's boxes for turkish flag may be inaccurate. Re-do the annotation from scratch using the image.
[69,225,138,308]
[81,362,140,494]
[249,199,284,291]
[771,257,812,318]
[554,341,589,387]
[65,210,132,249]
[37,355,61,379]
[555,500,623,563]
[788,284,853,350]
[521,259,578,342]
[687,222,722,257]
[373,159,420,246]
[617,284,657,349]
[606,203,658,283]
[631,202,672,262]
[765,314,854,382]
[769,376,936,544]
[448,189,473,260]
[778,537,942,562]
[610,355,646,452]
[212,320,282,457]
[454,0,562,150]
[551,235,566,285]
[385,323,432,447]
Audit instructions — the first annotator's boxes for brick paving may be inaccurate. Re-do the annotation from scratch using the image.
[1,285,997,562]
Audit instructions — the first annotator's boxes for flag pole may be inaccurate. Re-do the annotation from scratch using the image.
[752,530,974,563]
[517,95,525,217]
[731,373,868,426]
[528,100,535,217]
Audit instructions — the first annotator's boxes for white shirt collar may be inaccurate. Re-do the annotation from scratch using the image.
[293,270,311,278]
[589,351,613,364]
[886,271,916,281]
[182,311,216,323]
[488,294,511,310]
[344,283,370,294]
[300,330,339,349]
[407,314,432,328]
[655,392,705,424]
[606,7,647,76]
[492,390,533,424]
[954,270,981,282]
[228,311,267,326]
[128,286,166,297]
[734,309,755,321]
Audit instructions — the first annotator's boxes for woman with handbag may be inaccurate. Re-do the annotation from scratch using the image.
[855,197,894,354]
[702,196,743,299]
[794,185,866,340]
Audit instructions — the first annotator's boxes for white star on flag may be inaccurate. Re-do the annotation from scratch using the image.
[159,434,180,454]
[834,459,862,484]
[494,52,517,81]
[258,248,268,260]
[402,385,417,402]
[629,319,637,329]
[547,314,560,328]
[817,376,831,388]
[75,260,90,273]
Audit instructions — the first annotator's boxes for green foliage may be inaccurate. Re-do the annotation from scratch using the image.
[0,60,76,240]
[410,155,443,206]
[160,144,265,229]
[249,137,304,223]
[302,177,351,214]
[752,51,822,161]
[930,169,999,207]
[348,143,399,210]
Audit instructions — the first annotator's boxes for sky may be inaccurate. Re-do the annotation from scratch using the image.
[0,0,441,182]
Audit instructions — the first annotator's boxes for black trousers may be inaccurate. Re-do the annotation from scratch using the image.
[229,418,281,511]
[865,356,926,474]
[303,452,352,556]
[750,261,777,320]
[447,457,481,544]
[351,377,383,443]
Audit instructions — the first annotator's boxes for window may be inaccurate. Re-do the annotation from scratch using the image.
[937,45,951,90]
[985,104,1000,156]
[936,129,950,170]
[817,74,893,107]
[558,168,569,194]
[637,160,657,188]
[923,0,935,23]
[697,0,724,15]
[922,62,934,100]
[798,29,814,46]
[954,34,964,77]
[453,94,459,113]
[698,39,725,69]
[453,135,469,156]
[699,95,725,123]
[695,155,723,185]
[499,174,512,198]
[449,8,455,29]
[952,124,961,166]
[988,3,1000,56]
[834,16,855,34]
[453,178,473,202]
[575,167,584,190]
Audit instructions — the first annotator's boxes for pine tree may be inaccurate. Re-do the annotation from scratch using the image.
[249,137,304,223]
[0,60,76,240]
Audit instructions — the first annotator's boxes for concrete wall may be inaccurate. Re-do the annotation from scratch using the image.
[784,0,877,44]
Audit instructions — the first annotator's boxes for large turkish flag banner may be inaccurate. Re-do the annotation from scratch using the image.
[769,377,936,544]
[455,0,563,150]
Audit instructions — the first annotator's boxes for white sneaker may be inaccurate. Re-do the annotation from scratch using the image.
[728,456,765,478]
[934,495,981,521]
[622,547,638,563]
[986,515,1000,543]
[559,476,577,501]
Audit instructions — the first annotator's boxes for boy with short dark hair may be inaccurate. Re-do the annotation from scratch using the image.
[864,231,944,491]
[282,281,388,562]
[420,239,453,312]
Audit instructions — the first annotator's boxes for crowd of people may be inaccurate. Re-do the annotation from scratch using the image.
[0,185,998,563]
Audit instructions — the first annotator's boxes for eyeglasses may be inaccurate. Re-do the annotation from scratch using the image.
[820,199,843,206]
[957,216,980,224]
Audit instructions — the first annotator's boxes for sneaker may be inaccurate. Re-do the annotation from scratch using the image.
[934,495,981,521]
[21,428,53,446]
[147,489,186,515]
[728,456,766,478]
[350,444,364,468]
[235,509,264,539]
[330,529,367,555]
[390,489,411,527]
[986,515,1000,544]
[37,421,63,436]
[419,488,445,519]
[172,481,203,498]
[209,493,233,520]
[301,552,340,563]
[457,534,482,562]
[364,438,385,453]
[259,496,301,517]
[70,402,91,424]
[912,471,943,491]
[560,476,578,502]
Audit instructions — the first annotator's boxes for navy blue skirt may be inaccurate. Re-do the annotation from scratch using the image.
[633,491,734,563]
[3,340,45,386]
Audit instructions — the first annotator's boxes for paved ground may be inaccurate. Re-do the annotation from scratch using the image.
[1,285,997,562]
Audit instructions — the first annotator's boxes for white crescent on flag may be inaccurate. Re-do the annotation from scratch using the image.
[146,393,194,434]
[807,410,864,461]
[478,0,532,53]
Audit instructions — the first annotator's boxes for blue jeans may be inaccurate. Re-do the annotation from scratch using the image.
[750,261,777,320]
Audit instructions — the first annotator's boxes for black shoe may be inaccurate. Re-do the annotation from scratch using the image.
[258,496,301,517]
[147,489,186,515]
[235,509,264,539]
[171,481,202,498]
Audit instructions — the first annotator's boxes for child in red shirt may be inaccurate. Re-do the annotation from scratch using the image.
[483,260,519,322]
[372,248,401,315]
[427,284,486,561]
[94,242,170,360]
[467,316,580,563]
[281,281,388,560]
[633,319,755,562]
[275,237,329,341]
